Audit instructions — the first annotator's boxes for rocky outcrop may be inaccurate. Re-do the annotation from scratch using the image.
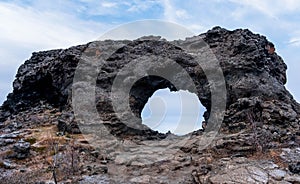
[0,27,299,183]
[1,27,299,138]
[1,45,86,114]
[12,139,30,159]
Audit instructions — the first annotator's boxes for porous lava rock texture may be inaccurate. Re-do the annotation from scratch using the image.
[1,27,299,138]
[0,27,299,183]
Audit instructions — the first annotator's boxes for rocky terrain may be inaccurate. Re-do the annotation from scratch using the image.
[0,27,299,183]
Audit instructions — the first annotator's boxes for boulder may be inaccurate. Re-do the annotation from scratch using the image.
[13,139,31,159]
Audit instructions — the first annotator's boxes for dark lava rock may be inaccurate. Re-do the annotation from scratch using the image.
[0,138,15,147]
[0,26,299,145]
[0,26,299,184]
[13,140,31,159]
[57,119,81,134]
[289,162,300,174]
[0,160,16,169]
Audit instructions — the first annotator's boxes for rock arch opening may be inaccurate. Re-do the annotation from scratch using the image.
[129,76,207,136]
[141,88,206,135]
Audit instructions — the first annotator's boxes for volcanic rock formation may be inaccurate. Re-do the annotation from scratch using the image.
[0,27,299,183]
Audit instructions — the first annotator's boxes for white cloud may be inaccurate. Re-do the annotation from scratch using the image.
[288,39,300,47]
[288,31,300,47]
[161,0,191,21]
[0,2,106,48]
[175,9,190,19]
[0,1,109,104]
[101,2,118,8]
[160,0,208,33]
[76,0,161,16]
[228,0,300,18]
[127,0,160,13]
[161,0,174,21]
[284,0,300,11]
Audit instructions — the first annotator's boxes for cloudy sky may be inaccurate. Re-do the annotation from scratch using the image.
[0,0,299,134]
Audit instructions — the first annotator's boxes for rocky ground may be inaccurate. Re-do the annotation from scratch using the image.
[0,27,299,183]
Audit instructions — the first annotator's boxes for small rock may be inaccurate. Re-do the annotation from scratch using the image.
[172,164,183,171]
[100,160,108,164]
[93,165,108,174]
[260,161,278,170]
[285,175,300,183]
[176,155,186,162]
[1,160,16,169]
[280,148,300,163]
[0,122,5,128]
[90,150,99,158]
[20,168,27,172]
[289,162,300,174]
[57,119,67,133]
[0,132,19,139]
[84,164,108,175]
[247,166,269,183]
[192,170,201,183]
[209,165,269,184]
[0,138,15,146]
[57,119,81,134]
[45,181,55,184]
[13,139,31,159]
[130,175,151,183]
[56,131,64,136]
[269,169,286,180]
[269,179,291,184]
[79,175,109,184]
[34,182,46,184]
[114,155,129,165]
[197,164,212,175]
[61,179,72,184]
